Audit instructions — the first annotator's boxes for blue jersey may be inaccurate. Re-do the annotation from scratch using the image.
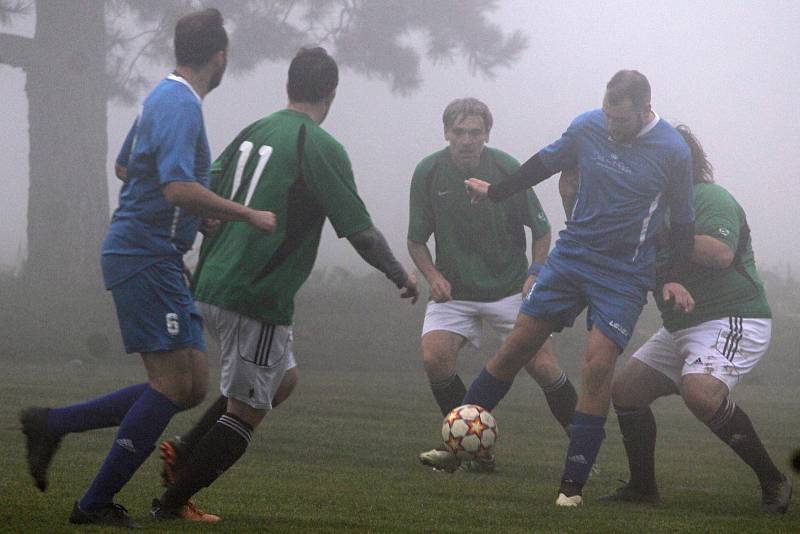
[539,110,694,286]
[102,75,210,288]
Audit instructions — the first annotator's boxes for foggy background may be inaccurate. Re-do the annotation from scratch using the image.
[2,0,799,275]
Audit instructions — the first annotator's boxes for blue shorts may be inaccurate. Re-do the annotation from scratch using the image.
[109,259,205,354]
[519,252,647,351]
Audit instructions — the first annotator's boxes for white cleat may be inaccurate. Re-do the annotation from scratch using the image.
[418,448,460,473]
[555,493,583,507]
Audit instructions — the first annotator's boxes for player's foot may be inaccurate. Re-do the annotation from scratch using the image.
[150,498,221,523]
[69,501,140,528]
[19,406,62,492]
[159,438,186,487]
[598,482,661,504]
[418,447,460,473]
[761,476,792,515]
[459,454,496,473]
[555,493,583,507]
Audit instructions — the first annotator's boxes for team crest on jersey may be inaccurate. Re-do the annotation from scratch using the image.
[717,227,730,237]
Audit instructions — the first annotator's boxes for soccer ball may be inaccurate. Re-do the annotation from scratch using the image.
[441,404,497,460]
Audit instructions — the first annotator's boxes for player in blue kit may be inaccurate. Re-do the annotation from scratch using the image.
[19,9,276,527]
[463,70,696,506]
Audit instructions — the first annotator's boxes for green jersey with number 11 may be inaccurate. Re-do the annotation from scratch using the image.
[193,109,373,324]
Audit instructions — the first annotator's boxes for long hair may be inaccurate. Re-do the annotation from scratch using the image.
[675,123,714,184]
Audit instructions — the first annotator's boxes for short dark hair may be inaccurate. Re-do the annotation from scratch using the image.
[287,47,339,103]
[442,98,493,132]
[606,70,651,110]
[674,124,714,184]
[174,8,228,67]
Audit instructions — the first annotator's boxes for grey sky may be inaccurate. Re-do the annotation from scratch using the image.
[2,1,799,274]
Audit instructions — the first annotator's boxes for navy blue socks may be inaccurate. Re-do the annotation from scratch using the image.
[462,367,512,411]
[559,411,606,496]
[46,383,148,436]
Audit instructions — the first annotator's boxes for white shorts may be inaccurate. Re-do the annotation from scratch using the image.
[632,317,771,391]
[421,293,521,348]
[198,302,297,410]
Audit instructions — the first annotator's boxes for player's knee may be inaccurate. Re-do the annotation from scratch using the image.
[526,350,558,385]
[421,347,455,380]
[681,381,720,422]
[273,368,299,408]
[581,357,615,396]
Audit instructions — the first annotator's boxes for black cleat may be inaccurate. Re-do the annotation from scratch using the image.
[69,501,139,528]
[761,476,792,515]
[598,482,661,504]
[19,407,62,492]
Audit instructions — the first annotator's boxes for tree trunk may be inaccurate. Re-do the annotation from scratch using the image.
[25,0,108,290]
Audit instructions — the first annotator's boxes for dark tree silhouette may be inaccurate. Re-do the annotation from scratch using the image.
[0,0,525,353]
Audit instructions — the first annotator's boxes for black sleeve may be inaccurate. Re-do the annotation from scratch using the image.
[661,221,695,282]
[487,153,553,202]
[347,226,407,288]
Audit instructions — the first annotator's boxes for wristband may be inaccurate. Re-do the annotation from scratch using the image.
[528,261,544,277]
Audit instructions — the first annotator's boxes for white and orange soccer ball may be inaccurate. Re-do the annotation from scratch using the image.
[441,404,497,460]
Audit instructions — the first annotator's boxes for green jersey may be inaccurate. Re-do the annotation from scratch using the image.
[408,147,550,302]
[656,182,771,331]
[194,109,373,324]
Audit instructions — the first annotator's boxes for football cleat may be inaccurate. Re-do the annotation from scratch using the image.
[761,476,792,515]
[20,406,62,492]
[159,439,185,487]
[598,482,661,504]
[69,501,139,529]
[150,498,221,523]
[555,493,583,507]
[418,447,460,473]
[459,454,496,473]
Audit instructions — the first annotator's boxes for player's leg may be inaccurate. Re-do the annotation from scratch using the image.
[68,261,207,526]
[152,306,294,522]
[601,331,679,503]
[524,340,577,434]
[678,318,790,514]
[485,293,576,433]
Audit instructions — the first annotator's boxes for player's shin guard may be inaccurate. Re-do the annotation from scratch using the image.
[176,395,228,458]
[559,412,606,496]
[160,413,252,508]
[462,367,512,412]
[79,386,181,510]
[615,405,658,494]
[706,398,784,487]
[431,374,467,415]
[541,372,577,433]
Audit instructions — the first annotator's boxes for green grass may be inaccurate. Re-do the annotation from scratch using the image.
[0,358,797,533]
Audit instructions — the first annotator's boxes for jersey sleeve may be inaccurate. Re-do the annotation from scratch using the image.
[407,160,435,243]
[665,144,695,225]
[116,118,138,168]
[537,115,582,173]
[524,189,551,239]
[154,100,204,186]
[303,133,373,238]
[694,186,740,252]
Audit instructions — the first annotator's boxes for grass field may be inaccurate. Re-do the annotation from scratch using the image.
[1,357,797,533]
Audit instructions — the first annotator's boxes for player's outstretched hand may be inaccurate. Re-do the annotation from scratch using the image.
[428,273,452,303]
[247,209,277,233]
[662,282,694,313]
[400,272,420,304]
[464,178,490,204]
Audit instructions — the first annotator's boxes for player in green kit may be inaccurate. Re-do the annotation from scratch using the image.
[410,98,577,473]
[592,124,792,514]
[150,47,419,521]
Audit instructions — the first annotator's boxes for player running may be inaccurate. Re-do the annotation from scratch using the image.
[409,98,577,473]
[599,124,792,514]
[461,70,696,506]
[148,47,419,522]
[19,9,277,527]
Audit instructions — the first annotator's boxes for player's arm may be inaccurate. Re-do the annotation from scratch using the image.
[692,235,734,269]
[466,153,554,202]
[407,239,451,303]
[347,227,419,303]
[115,117,138,182]
[162,181,276,232]
[523,229,551,296]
